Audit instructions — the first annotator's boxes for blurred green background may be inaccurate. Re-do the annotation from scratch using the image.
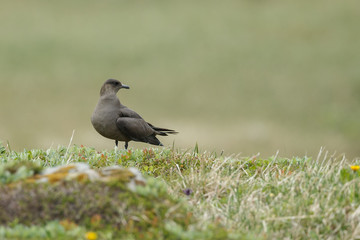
[0,0,359,158]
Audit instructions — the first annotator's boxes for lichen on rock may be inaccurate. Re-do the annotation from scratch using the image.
[23,163,146,191]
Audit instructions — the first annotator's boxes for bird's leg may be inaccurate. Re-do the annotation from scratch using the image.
[115,140,118,152]
[125,142,128,150]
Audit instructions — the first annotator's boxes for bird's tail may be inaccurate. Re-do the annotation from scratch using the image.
[148,123,178,136]
[154,127,178,136]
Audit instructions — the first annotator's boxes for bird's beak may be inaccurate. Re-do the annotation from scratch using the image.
[121,84,130,89]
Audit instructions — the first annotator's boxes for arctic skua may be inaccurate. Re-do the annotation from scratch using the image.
[91,79,177,149]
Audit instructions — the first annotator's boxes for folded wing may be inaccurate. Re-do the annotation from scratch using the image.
[116,117,162,145]
[117,107,178,146]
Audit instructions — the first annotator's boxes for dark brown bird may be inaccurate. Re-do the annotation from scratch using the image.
[91,79,177,149]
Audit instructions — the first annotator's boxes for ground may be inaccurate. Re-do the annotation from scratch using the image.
[0,144,359,239]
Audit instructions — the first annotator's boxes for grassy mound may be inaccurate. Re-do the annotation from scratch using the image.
[0,145,241,240]
[0,179,194,239]
[0,143,359,239]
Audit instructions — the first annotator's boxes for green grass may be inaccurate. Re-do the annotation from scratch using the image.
[0,0,359,158]
[1,143,360,239]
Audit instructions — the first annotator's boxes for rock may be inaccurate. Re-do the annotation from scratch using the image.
[24,163,146,191]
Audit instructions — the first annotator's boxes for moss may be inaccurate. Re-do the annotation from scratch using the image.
[0,177,194,238]
[0,161,43,184]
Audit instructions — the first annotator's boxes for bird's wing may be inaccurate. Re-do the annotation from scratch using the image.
[118,107,143,119]
[117,107,169,145]
[116,117,157,143]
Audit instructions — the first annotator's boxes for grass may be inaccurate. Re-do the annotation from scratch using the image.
[1,143,360,239]
[0,0,359,157]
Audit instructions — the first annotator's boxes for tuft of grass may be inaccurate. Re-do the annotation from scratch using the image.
[1,143,360,239]
[167,150,360,239]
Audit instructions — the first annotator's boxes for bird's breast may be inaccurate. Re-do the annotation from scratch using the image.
[91,104,128,141]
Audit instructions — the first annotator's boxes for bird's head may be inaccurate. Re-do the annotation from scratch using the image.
[100,79,130,96]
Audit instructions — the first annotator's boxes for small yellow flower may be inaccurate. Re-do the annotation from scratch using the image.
[350,165,360,171]
[85,232,97,240]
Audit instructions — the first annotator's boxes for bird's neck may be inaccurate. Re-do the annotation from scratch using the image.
[100,93,122,105]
